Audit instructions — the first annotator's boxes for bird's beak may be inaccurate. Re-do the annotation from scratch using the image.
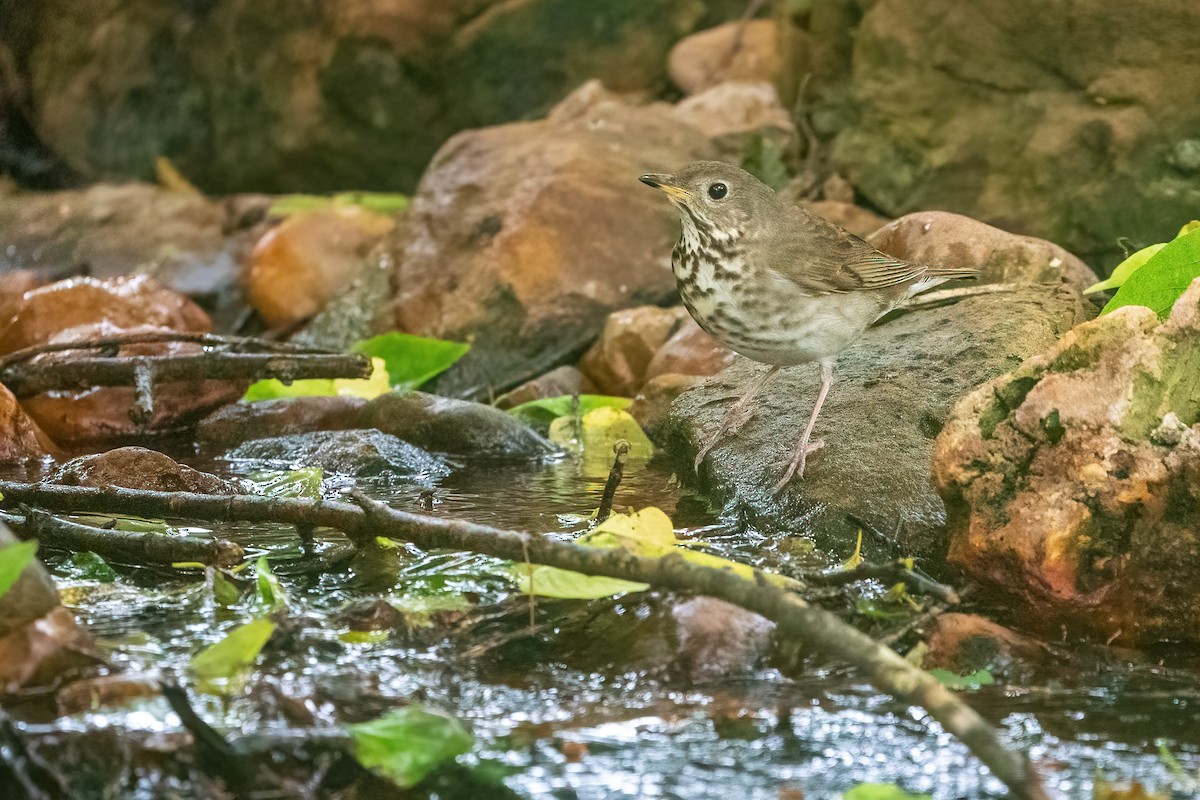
[639,173,691,202]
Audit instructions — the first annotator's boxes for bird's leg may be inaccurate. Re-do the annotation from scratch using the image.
[773,360,834,494]
[693,363,780,472]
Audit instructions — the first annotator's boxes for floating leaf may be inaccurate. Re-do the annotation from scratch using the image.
[64,551,117,583]
[247,468,323,499]
[253,556,287,612]
[1102,228,1200,317]
[352,332,470,391]
[209,568,245,607]
[0,540,38,601]
[506,394,632,431]
[549,407,654,476]
[348,706,473,788]
[929,668,995,690]
[244,357,390,402]
[842,784,932,800]
[189,619,275,693]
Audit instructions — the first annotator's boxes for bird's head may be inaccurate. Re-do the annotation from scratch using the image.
[639,161,775,241]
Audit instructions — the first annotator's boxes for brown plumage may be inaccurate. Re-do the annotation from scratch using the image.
[640,161,977,492]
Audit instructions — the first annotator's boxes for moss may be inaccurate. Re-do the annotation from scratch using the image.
[1040,409,1065,444]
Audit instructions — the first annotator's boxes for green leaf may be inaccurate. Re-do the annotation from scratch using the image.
[67,513,172,534]
[1084,243,1166,294]
[269,192,409,217]
[514,565,649,599]
[549,406,654,477]
[247,468,324,499]
[348,706,473,789]
[1102,228,1200,317]
[253,556,287,612]
[244,357,391,402]
[0,540,38,601]
[929,668,995,690]
[352,332,470,391]
[842,784,933,800]
[65,551,117,582]
[210,568,245,607]
[506,394,632,431]
[189,619,275,692]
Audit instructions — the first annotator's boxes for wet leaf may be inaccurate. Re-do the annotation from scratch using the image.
[67,513,173,534]
[348,706,473,788]
[387,592,474,629]
[841,530,864,570]
[929,668,995,690]
[1102,228,1200,317]
[64,551,117,583]
[244,357,391,401]
[549,407,653,476]
[209,568,245,607]
[253,556,287,612]
[189,619,275,692]
[842,784,932,800]
[352,332,470,391]
[506,394,632,431]
[0,540,38,601]
[247,467,323,499]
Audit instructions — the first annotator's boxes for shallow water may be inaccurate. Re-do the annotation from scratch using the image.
[9,453,1200,799]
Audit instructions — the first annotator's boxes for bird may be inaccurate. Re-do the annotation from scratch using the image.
[640,161,978,493]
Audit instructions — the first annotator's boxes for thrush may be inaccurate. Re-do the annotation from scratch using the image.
[640,161,978,493]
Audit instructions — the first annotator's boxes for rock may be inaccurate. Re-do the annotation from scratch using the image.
[663,284,1093,566]
[18,323,244,444]
[673,82,797,164]
[670,596,773,682]
[392,81,718,397]
[290,254,398,353]
[644,317,736,383]
[580,306,690,396]
[631,373,704,441]
[804,200,891,239]
[0,183,267,321]
[933,278,1200,645]
[246,207,396,329]
[0,271,44,324]
[0,276,211,355]
[364,392,557,459]
[668,20,788,94]
[226,429,448,480]
[868,211,1099,293]
[9,0,741,193]
[919,613,1050,683]
[0,384,57,463]
[830,0,1200,267]
[196,396,370,450]
[48,447,243,494]
[493,366,595,411]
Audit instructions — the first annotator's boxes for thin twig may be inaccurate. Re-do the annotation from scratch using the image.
[0,479,1046,799]
[805,561,961,605]
[596,440,630,523]
[0,332,341,369]
[131,359,155,425]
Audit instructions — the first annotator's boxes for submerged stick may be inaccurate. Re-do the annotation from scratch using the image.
[596,439,630,523]
[0,480,1044,798]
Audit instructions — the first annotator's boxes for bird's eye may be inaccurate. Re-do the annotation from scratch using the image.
[707,182,728,200]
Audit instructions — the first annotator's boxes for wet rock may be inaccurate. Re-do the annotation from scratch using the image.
[644,317,736,383]
[9,0,739,193]
[580,306,690,396]
[868,211,1099,293]
[0,270,44,323]
[668,20,789,94]
[196,396,370,450]
[364,392,557,459]
[631,373,704,441]
[290,255,397,353]
[0,184,267,321]
[830,0,1200,267]
[227,429,448,480]
[392,81,718,397]
[48,447,243,494]
[247,207,396,330]
[933,278,1200,645]
[804,200,891,239]
[673,82,797,164]
[0,383,57,463]
[0,276,211,355]
[493,366,595,411]
[670,596,774,682]
[920,613,1050,682]
[664,285,1093,566]
[18,323,244,444]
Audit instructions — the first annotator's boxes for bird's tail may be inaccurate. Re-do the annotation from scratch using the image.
[908,264,979,296]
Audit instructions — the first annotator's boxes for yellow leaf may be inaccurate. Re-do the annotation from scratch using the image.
[550,407,653,476]
[842,530,864,570]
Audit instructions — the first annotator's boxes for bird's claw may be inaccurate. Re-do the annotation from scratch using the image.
[771,437,825,495]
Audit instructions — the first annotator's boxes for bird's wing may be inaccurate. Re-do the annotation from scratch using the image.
[765,204,928,295]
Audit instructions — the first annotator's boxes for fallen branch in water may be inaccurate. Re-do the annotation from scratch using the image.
[0,332,340,369]
[595,439,630,523]
[0,480,1045,799]
[1,507,243,567]
[805,560,961,605]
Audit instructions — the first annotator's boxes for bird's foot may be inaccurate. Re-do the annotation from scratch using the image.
[771,437,825,495]
[692,404,758,472]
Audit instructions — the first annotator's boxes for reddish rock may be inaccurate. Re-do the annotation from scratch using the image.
[247,207,396,329]
[494,366,596,411]
[670,596,773,681]
[0,383,57,463]
[0,271,44,325]
[0,276,211,355]
[673,82,797,163]
[392,81,717,397]
[196,395,370,450]
[805,200,891,239]
[580,306,689,396]
[934,278,1200,645]
[630,373,705,441]
[667,20,790,95]
[644,317,736,383]
[868,210,1099,293]
[921,613,1048,679]
[48,447,243,494]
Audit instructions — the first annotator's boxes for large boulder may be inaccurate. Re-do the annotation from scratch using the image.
[7,0,742,193]
[48,447,243,494]
[227,429,449,480]
[933,279,1200,645]
[829,0,1200,268]
[392,82,718,396]
[663,285,1093,566]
